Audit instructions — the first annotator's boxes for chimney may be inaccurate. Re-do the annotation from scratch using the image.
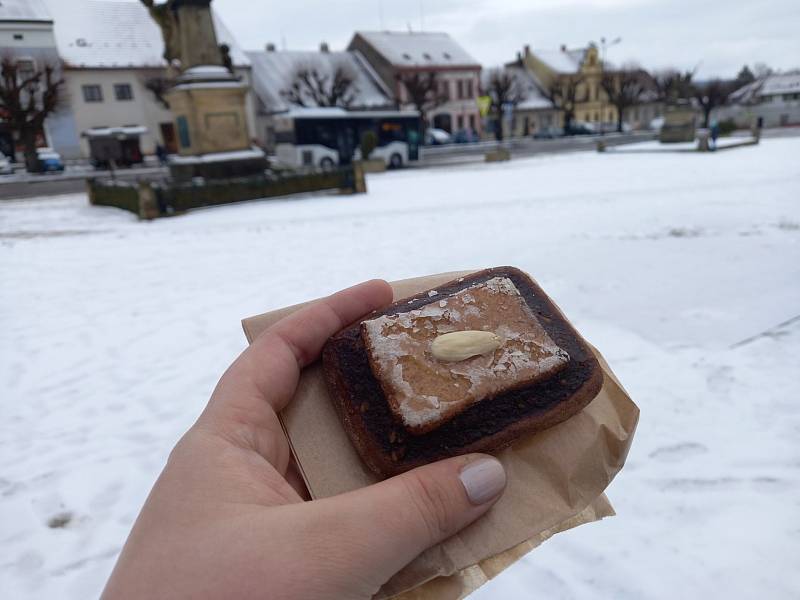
[516,51,521,62]
[560,44,567,52]
[523,44,530,57]
[265,42,276,52]
[320,42,330,53]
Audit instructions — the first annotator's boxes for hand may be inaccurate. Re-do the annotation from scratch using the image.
[101,280,507,600]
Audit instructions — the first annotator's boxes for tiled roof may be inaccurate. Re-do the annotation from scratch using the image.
[352,31,480,68]
[42,0,248,69]
[247,48,394,112]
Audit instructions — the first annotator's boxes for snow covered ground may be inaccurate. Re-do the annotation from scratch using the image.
[1,138,799,599]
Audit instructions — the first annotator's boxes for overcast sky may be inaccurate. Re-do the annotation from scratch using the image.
[214,0,799,78]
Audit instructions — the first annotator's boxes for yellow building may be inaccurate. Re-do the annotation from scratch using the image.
[514,43,616,126]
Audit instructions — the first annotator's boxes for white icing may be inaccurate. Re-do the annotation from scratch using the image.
[363,276,570,429]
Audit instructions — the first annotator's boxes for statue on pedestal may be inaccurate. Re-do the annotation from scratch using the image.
[140,0,267,180]
[140,0,182,70]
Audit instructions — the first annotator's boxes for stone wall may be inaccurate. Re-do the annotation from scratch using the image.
[87,164,365,220]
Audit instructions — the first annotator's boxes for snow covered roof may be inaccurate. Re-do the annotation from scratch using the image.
[759,72,800,96]
[0,0,52,22]
[351,31,480,68]
[42,0,249,69]
[730,72,800,104]
[505,66,553,110]
[531,47,587,74]
[246,49,394,113]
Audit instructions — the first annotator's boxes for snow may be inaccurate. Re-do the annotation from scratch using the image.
[167,148,265,164]
[246,49,394,113]
[611,137,757,152]
[352,31,480,68]
[0,0,51,22]
[1,137,799,599]
[43,0,249,69]
[530,47,586,74]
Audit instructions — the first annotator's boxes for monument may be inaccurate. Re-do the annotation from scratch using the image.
[141,0,267,181]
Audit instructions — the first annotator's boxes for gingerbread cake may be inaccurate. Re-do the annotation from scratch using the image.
[322,267,603,478]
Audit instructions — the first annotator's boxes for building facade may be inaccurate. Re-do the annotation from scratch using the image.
[348,31,482,135]
[716,73,800,128]
[39,0,255,159]
[510,43,662,132]
[0,0,81,159]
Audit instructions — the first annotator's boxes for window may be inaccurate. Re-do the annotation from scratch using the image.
[82,84,103,102]
[114,83,134,101]
[468,114,476,130]
[456,114,464,129]
[456,80,464,99]
[466,79,474,97]
[439,80,450,100]
[176,115,191,148]
[423,53,432,60]
[15,59,36,84]
[13,33,24,40]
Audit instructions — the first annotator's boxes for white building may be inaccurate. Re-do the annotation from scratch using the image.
[40,0,255,159]
[348,31,483,135]
[0,0,80,159]
[716,72,800,129]
[247,44,394,151]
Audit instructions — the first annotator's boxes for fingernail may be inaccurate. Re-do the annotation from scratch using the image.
[459,457,506,505]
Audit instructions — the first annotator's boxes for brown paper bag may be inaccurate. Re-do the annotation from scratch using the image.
[242,270,639,599]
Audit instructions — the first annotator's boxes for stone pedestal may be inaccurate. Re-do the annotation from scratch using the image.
[165,66,267,181]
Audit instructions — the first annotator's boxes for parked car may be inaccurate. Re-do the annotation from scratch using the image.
[451,128,480,144]
[0,155,13,175]
[533,126,564,139]
[563,122,595,136]
[424,128,452,145]
[36,148,65,172]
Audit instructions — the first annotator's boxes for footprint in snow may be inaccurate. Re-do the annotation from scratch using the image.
[649,442,708,462]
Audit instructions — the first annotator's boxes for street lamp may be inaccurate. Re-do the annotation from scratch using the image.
[599,36,621,67]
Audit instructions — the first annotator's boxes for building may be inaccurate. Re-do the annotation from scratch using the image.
[348,31,482,135]
[512,43,612,125]
[0,0,79,158]
[40,0,255,159]
[502,65,560,137]
[247,43,394,151]
[716,72,800,128]
[510,43,662,131]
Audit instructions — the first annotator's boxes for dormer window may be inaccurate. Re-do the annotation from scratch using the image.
[443,52,451,59]
[423,52,432,60]
[402,53,411,60]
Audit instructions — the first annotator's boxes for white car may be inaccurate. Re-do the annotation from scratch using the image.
[0,155,14,175]
[425,128,452,145]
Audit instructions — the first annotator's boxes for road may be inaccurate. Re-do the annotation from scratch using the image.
[2,127,797,200]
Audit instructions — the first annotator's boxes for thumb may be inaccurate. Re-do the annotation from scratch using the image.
[315,454,506,590]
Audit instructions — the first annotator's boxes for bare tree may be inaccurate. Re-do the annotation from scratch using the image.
[485,68,524,141]
[143,75,173,109]
[0,56,64,172]
[692,79,736,127]
[601,67,652,132]
[396,71,447,128]
[282,61,358,108]
[540,74,585,131]
[652,69,693,105]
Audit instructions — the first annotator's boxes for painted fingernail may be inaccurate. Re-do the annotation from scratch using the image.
[459,457,506,505]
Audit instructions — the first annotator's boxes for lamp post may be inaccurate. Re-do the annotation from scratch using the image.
[599,36,621,67]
